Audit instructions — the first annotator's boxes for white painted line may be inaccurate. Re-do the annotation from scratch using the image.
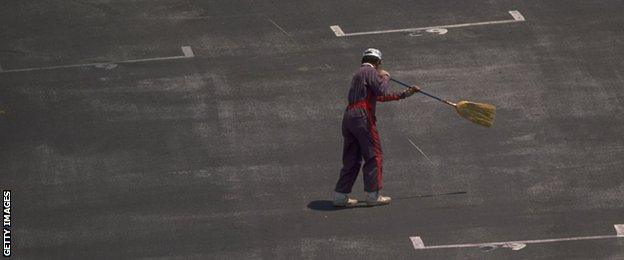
[410,224,624,250]
[504,242,527,251]
[407,138,437,167]
[118,55,187,64]
[0,62,111,73]
[330,25,345,37]
[0,46,195,73]
[425,28,448,35]
[268,18,291,37]
[331,10,525,37]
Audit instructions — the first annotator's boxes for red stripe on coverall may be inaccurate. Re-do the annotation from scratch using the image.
[366,90,383,190]
[346,91,384,190]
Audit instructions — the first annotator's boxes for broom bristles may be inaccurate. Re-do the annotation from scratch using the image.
[455,101,496,127]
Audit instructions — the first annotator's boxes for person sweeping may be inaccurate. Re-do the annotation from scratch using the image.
[333,48,420,207]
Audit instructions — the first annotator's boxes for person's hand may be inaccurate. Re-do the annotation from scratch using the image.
[402,86,420,98]
[378,69,390,78]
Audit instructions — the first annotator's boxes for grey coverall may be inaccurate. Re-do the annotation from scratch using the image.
[334,63,405,193]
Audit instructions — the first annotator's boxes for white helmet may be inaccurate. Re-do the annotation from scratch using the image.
[362,48,382,60]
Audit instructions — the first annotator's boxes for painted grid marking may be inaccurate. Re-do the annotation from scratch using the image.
[330,10,525,37]
[0,46,195,73]
[410,224,624,250]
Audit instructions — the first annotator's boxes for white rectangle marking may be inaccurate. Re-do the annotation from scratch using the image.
[410,236,425,249]
[181,46,194,57]
[411,224,624,250]
[509,10,525,21]
[331,10,525,37]
[615,224,624,236]
[0,46,194,73]
[330,25,345,37]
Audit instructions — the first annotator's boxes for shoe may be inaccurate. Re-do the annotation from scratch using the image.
[366,191,391,206]
[333,192,358,207]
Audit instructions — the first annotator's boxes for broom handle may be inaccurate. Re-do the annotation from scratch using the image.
[390,78,456,107]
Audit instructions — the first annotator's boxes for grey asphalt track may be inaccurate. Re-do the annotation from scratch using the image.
[1,1,624,259]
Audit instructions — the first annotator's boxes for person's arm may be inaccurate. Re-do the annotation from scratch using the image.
[369,69,412,102]
[376,92,403,102]
[367,68,392,96]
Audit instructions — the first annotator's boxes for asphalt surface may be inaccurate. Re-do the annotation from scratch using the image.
[1,0,624,259]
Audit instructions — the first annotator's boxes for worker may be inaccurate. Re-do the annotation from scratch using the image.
[333,48,420,207]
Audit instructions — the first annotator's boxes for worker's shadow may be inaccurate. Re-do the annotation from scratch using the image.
[306,191,467,211]
[306,200,370,211]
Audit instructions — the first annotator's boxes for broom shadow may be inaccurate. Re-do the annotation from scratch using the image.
[393,191,467,200]
[306,191,467,211]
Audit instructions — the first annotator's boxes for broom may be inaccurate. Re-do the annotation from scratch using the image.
[390,78,496,127]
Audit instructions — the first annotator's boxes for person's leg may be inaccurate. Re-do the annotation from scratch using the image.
[356,115,383,193]
[334,120,362,194]
[354,112,391,205]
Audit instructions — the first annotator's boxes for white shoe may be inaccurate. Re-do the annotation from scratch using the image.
[333,192,358,207]
[366,191,391,206]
